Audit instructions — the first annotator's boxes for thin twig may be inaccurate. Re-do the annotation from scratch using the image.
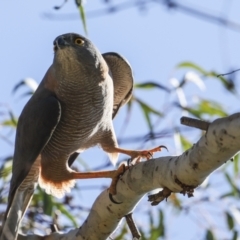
[180,117,210,131]
[45,0,240,32]
[217,68,240,77]
[125,213,141,240]
[53,0,68,10]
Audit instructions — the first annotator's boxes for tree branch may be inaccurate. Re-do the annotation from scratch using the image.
[16,112,240,239]
[45,0,240,32]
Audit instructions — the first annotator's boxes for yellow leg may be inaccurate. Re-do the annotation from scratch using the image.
[71,170,117,179]
[70,164,127,195]
[112,145,167,161]
[71,145,167,195]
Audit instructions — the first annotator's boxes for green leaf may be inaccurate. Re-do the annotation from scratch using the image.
[1,109,17,127]
[78,5,87,35]
[134,82,170,92]
[225,212,234,230]
[233,154,239,177]
[205,229,215,240]
[126,96,133,113]
[1,119,18,127]
[33,190,78,228]
[179,135,192,151]
[139,228,147,240]
[232,230,238,240]
[177,106,202,119]
[177,62,235,93]
[134,98,163,117]
[148,210,165,239]
[0,165,12,180]
[157,209,165,237]
[177,62,208,75]
[134,97,163,132]
[55,202,78,227]
[43,192,54,216]
[220,191,236,199]
[208,71,235,92]
[176,99,227,119]
[197,100,227,117]
[224,172,239,197]
[114,223,128,240]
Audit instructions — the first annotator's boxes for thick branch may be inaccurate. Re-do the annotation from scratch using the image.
[17,113,240,239]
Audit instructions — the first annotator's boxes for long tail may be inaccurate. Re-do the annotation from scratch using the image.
[0,187,36,240]
[0,159,39,240]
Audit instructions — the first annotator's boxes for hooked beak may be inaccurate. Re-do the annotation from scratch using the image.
[53,36,69,52]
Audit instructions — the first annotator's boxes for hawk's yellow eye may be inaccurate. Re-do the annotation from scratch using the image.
[75,38,84,46]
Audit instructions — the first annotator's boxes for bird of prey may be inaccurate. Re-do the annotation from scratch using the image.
[0,33,162,240]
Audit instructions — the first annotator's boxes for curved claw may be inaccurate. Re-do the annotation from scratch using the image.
[140,145,168,160]
[159,145,168,151]
[127,158,133,167]
[109,193,122,204]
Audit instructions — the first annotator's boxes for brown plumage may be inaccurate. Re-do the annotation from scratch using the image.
[1,33,162,240]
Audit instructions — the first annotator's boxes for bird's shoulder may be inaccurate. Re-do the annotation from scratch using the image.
[42,65,59,93]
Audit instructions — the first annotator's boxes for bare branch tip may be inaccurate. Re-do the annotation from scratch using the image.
[217,68,240,77]
[180,116,209,131]
[125,213,141,240]
[148,188,172,206]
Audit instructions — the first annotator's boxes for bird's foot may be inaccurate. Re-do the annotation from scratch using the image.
[107,145,167,197]
[128,145,168,164]
[109,164,129,196]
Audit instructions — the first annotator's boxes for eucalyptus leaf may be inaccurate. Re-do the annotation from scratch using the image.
[225,212,234,230]
[177,62,208,75]
[177,62,235,93]
[78,5,87,35]
[55,203,78,227]
[134,97,163,132]
[135,81,170,92]
[224,172,239,197]
[205,229,215,240]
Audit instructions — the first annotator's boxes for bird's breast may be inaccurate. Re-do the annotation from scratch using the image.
[43,73,114,159]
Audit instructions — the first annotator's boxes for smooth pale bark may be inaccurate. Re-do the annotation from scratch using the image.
[14,113,240,239]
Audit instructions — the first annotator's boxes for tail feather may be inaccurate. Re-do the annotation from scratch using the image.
[1,187,35,240]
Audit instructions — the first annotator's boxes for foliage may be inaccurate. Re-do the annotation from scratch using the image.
[1,60,239,239]
[1,2,240,240]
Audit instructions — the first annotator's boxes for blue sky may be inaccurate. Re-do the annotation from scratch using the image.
[1,0,240,239]
[1,0,240,153]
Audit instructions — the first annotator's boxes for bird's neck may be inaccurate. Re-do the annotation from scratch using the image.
[50,60,109,101]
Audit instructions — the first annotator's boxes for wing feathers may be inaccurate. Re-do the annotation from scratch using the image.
[102,52,134,119]
[7,85,61,218]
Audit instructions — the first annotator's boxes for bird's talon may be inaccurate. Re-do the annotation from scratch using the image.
[159,145,168,151]
[108,164,128,196]
[109,193,122,204]
[129,158,135,167]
